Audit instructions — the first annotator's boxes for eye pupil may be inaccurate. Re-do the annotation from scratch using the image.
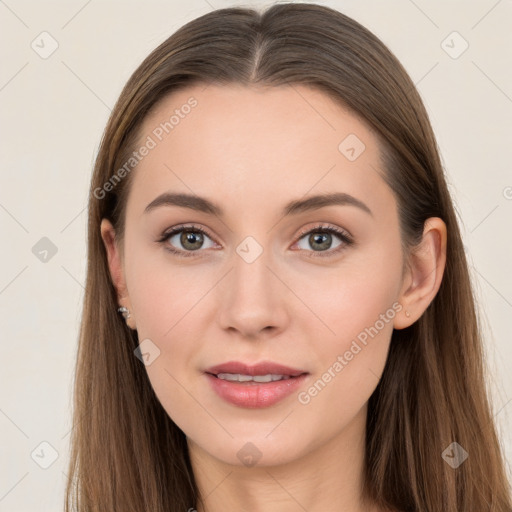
[181,231,203,250]
[310,232,331,251]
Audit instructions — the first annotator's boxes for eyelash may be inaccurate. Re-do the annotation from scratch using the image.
[157,223,354,259]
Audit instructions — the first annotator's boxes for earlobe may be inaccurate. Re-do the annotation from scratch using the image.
[393,217,447,330]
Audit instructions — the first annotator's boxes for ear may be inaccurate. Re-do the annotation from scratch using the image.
[100,218,136,330]
[393,217,447,330]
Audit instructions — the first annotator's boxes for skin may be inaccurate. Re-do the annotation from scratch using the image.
[101,83,447,512]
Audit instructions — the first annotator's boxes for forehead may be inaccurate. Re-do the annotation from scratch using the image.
[127,83,393,221]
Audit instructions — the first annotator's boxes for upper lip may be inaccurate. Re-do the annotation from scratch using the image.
[205,360,308,377]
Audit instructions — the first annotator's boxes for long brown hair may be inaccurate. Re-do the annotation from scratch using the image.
[65,3,512,511]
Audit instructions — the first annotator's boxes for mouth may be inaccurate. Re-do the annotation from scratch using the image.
[204,360,309,408]
[205,360,307,379]
[207,373,301,383]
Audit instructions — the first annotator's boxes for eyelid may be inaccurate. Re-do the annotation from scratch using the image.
[294,223,353,243]
[160,223,216,241]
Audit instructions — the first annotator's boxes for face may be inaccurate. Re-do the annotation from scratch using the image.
[105,83,409,467]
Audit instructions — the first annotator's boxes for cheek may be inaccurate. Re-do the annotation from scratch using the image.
[295,244,401,412]
[303,242,402,346]
[126,258,208,432]
[123,247,215,412]
[124,238,207,338]
[294,299,395,444]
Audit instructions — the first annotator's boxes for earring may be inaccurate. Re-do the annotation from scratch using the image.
[405,310,410,318]
[118,306,131,320]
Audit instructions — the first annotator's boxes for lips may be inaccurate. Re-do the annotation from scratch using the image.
[205,360,307,377]
[204,360,309,408]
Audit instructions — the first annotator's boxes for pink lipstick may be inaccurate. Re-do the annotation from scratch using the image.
[204,360,309,408]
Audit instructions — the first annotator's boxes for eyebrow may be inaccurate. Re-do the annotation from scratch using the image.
[143,191,373,218]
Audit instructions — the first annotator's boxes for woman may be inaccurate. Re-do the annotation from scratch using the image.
[65,3,512,511]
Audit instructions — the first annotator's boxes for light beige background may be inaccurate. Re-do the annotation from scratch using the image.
[1,0,511,510]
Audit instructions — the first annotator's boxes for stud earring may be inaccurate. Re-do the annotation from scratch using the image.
[118,306,131,320]
[405,310,410,318]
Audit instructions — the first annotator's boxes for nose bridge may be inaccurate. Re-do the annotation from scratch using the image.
[231,237,277,308]
[217,236,287,335]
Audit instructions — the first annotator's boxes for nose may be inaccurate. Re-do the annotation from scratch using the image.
[216,247,289,339]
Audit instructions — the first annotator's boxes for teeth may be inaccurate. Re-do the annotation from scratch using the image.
[216,373,291,383]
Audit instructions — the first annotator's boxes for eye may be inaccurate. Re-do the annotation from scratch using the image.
[293,223,354,257]
[157,222,354,259]
[157,224,217,258]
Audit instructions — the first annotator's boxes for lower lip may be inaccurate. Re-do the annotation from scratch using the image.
[205,373,308,408]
